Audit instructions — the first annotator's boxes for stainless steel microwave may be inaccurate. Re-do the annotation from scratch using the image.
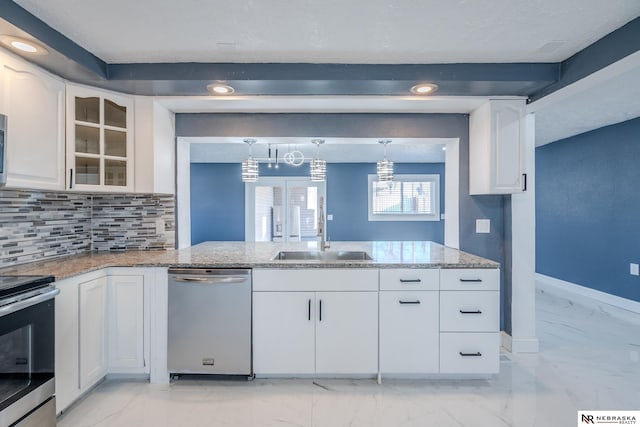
[0,113,6,186]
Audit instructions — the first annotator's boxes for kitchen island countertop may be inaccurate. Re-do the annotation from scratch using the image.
[0,241,499,280]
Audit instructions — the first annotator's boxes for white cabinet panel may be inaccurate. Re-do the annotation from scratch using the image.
[1,55,65,190]
[54,276,80,414]
[440,291,499,332]
[78,276,108,390]
[379,269,439,291]
[108,274,145,372]
[440,268,500,291]
[252,291,316,375]
[469,99,525,195]
[379,291,439,374]
[440,332,500,374]
[253,268,378,292]
[315,291,378,374]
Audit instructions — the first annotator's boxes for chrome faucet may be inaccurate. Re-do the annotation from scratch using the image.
[317,196,330,251]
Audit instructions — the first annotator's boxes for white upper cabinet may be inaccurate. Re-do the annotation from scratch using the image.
[66,84,134,192]
[133,97,175,194]
[469,99,526,195]
[0,51,65,190]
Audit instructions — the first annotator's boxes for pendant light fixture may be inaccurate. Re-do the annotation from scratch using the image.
[242,139,259,182]
[377,139,394,182]
[310,139,327,182]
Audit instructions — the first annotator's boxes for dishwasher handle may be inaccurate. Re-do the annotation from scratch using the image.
[171,276,248,284]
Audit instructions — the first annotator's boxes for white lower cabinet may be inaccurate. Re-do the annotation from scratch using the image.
[253,291,378,375]
[78,276,108,390]
[55,268,151,415]
[108,274,146,372]
[439,332,500,374]
[315,291,378,374]
[379,291,439,374]
[253,291,316,375]
[252,269,379,376]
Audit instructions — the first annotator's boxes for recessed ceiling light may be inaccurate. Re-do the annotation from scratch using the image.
[410,83,438,95]
[0,35,48,55]
[206,83,235,95]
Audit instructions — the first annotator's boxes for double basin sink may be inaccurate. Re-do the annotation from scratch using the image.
[273,251,373,261]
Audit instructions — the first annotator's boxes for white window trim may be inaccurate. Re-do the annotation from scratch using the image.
[367,174,441,222]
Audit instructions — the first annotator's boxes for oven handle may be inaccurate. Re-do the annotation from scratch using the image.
[0,287,60,318]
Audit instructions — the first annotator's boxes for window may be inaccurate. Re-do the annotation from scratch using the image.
[368,174,440,221]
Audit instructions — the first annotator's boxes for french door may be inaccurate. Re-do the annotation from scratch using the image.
[245,177,326,242]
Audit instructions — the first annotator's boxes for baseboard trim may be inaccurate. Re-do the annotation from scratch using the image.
[536,273,640,324]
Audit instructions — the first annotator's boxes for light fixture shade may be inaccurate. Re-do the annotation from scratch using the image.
[377,159,394,182]
[310,158,327,182]
[242,158,259,182]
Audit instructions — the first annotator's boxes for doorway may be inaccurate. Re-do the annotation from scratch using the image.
[245,177,327,242]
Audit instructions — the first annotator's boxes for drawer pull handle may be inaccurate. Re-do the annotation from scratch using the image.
[399,300,421,305]
[459,352,482,357]
[459,310,482,314]
[399,279,422,283]
[459,278,482,283]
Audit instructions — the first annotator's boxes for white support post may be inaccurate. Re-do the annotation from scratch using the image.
[510,112,539,353]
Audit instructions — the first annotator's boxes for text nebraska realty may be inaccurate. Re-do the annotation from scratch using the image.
[582,414,637,425]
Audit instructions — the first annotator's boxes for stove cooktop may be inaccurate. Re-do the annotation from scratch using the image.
[0,275,55,299]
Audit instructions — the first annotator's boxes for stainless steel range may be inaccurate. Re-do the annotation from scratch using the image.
[0,275,59,427]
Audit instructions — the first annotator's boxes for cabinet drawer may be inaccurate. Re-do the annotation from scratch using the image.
[253,269,378,292]
[379,291,439,374]
[440,291,499,332]
[379,269,439,291]
[440,332,500,374]
[440,268,499,291]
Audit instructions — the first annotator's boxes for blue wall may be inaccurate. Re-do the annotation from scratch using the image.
[190,162,445,244]
[191,163,246,244]
[536,117,640,302]
[327,163,444,241]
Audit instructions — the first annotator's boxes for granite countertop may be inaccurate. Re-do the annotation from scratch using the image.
[0,241,499,280]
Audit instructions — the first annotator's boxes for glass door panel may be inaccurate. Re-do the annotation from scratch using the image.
[75,96,100,123]
[248,178,325,242]
[104,129,127,157]
[104,159,127,186]
[75,157,100,185]
[75,125,100,154]
[104,99,127,128]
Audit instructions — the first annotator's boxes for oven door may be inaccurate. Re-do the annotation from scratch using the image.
[0,288,57,427]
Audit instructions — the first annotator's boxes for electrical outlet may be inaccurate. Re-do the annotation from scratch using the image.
[327,214,333,221]
[630,263,639,276]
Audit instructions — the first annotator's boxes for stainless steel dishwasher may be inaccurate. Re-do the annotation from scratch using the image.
[168,268,252,377]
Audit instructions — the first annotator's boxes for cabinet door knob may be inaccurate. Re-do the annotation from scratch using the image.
[399,278,421,283]
[459,309,482,314]
[69,168,74,189]
[308,299,311,321]
[459,278,482,283]
[399,300,421,305]
[319,299,322,322]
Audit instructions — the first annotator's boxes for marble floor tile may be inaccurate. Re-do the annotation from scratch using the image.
[57,289,640,427]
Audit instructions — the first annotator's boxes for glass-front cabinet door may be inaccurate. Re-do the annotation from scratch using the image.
[66,85,134,191]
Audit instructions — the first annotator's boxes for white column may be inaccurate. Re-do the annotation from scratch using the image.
[176,139,191,249]
[510,113,539,353]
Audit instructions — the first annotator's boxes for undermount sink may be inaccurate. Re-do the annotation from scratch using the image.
[273,251,373,261]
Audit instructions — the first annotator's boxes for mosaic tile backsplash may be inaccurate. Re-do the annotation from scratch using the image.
[0,189,175,268]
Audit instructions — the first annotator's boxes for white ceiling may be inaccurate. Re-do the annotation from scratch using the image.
[14,0,640,64]
[12,0,640,147]
[187,137,451,163]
